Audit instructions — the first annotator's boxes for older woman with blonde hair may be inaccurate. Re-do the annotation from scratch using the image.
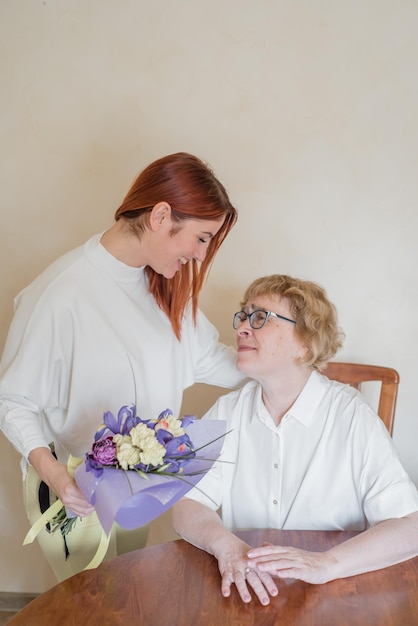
[173,274,418,606]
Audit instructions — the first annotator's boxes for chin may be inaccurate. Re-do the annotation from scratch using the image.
[236,360,250,375]
[161,267,177,279]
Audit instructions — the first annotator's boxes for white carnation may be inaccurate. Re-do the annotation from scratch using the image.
[114,434,131,447]
[115,438,141,470]
[139,437,166,467]
[155,415,184,437]
[130,423,155,449]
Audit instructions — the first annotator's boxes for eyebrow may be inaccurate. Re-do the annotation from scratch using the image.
[249,304,289,316]
[201,231,215,238]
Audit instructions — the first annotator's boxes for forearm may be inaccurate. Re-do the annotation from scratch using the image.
[326,512,418,580]
[247,512,418,584]
[28,447,61,486]
[172,498,237,556]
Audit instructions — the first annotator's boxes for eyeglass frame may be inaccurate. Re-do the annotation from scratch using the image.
[233,308,296,330]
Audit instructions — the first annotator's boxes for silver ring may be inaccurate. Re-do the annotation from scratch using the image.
[245,567,254,576]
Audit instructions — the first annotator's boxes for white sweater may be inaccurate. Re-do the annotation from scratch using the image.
[0,234,243,468]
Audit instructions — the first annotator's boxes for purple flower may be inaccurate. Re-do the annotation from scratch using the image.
[95,404,141,441]
[165,434,195,458]
[92,436,117,465]
[85,455,105,477]
[180,415,195,428]
[85,437,117,477]
[154,430,195,473]
[162,459,182,473]
[157,408,173,421]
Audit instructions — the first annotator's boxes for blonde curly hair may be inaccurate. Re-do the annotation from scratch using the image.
[240,274,344,371]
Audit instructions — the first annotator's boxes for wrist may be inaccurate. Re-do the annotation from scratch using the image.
[319,549,340,583]
[210,533,245,561]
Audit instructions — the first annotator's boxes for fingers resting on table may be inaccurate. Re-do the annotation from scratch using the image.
[217,541,279,605]
[247,542,332,584]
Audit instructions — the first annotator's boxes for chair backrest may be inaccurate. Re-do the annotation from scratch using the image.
[322,362,399,436]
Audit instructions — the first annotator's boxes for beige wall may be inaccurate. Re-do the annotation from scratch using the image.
[1,0,417,592]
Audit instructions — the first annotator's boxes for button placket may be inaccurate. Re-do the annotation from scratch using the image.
[271,431,281,519]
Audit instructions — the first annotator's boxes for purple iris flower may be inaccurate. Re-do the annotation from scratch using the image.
[162,459,182,473]
[165,434,195,458]
[95,404,141,441]
[157,408,173,421]
[180,415,195,428]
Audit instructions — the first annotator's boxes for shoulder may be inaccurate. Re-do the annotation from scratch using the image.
[14,235,101,314]
[315,371,389,437]
[314,370,372,409]
[202,380,259,424]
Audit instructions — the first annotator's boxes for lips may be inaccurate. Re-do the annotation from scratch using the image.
[176,257,189,272]
[237,344,255,352]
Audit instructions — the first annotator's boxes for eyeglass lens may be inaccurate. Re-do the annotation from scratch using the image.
[233,310,268,329]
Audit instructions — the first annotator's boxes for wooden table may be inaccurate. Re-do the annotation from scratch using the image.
[9,529,418,625]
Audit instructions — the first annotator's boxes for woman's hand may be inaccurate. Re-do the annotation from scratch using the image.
[48,462,95,517]
[213,536,279,605]
[173,499,279,604]
[29,447,94,517]
[247,542,334,584]
[248,515,418,584]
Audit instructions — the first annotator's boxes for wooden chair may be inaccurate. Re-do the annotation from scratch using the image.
[322,362,400,436]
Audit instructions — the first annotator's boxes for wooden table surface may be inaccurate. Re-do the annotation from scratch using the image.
[9,529,418,625]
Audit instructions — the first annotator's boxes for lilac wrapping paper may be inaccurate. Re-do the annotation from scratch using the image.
[74,420,226,534]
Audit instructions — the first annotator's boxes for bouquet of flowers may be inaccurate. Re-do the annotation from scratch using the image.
[74,404,227,535]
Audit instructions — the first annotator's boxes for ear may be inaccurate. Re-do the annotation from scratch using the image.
[149,202,172,231]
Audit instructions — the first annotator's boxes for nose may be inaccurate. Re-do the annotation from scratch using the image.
[237,319,251,335]
[194,246,208,263]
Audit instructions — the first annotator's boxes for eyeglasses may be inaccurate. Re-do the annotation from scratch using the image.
[233,309,296,330]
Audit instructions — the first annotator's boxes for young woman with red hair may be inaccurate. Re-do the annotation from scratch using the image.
[0,152,244,580]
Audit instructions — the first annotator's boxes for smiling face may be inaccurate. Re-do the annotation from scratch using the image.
[148,206,225,279]
[236,294,307,383]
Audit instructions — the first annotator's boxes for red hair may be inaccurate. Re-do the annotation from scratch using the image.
[115,153,237,339]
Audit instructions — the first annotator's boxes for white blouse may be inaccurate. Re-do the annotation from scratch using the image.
[186,371,418,530]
